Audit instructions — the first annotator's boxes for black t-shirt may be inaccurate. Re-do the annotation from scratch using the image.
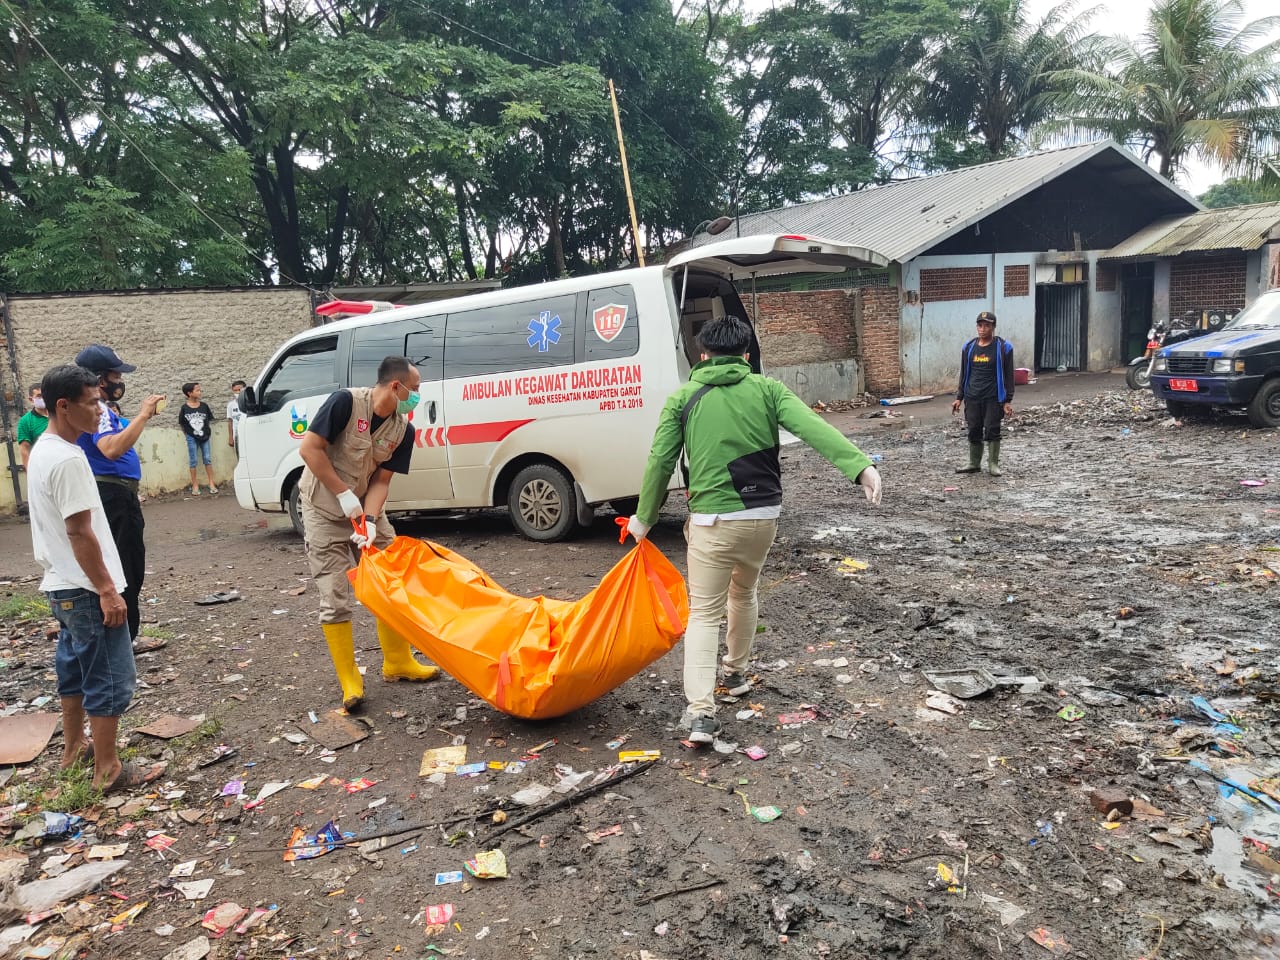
[965,341,1000,400]
[179,401,214,439]
[308,390,415,475]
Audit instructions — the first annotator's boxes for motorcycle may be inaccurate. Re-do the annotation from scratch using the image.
[1125,318,1199,390]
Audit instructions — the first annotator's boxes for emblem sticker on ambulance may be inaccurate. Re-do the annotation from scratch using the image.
[592,303,628,343]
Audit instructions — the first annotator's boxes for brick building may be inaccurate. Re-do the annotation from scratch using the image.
[688,141,1202,395]
[1100,201,1280,347]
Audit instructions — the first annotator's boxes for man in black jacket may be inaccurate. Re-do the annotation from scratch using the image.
[951,311,1015,476]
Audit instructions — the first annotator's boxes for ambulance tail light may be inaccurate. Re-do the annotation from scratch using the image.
[315,299,395,317]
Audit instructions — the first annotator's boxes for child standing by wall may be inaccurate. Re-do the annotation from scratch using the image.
[179,382,217,495]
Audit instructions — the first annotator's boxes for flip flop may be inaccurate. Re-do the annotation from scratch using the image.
[99,760,163,796]
[194,590,241,606]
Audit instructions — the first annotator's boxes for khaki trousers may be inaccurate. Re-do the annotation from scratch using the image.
[683,516,778,718]
[301,501,395,624]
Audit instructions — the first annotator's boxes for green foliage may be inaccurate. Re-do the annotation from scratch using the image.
[1199,177,1280,207]
[1052,0,1280,180]
[0,590,51,623]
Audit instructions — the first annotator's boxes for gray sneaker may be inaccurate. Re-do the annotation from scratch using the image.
[688,715,722,744]
[721,671,752,697]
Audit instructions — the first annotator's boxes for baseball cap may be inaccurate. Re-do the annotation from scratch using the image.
[75,344,137,374]
[976,311,997,325]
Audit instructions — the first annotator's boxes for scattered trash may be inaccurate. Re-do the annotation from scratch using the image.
[1027,927,1072,954]
[924,668,996,699]
[925,691,963,715]
[879,394,934,406]
[420,745,468,776]
[778,709,818,725]
[978,893,1026,927]
[200,901,248,937]
[751,806,782,823]
[618,750,660,763]
[435,871,464,885]
[219,779,244,797]
[835,557,869,576]
[464,849,508,879]
[585,824,624,843]
[1056,704,1086,722]
[307,710,369,750]
[424,903,455,934]
[1240,479,1268,487]
[1115,606,1135,619]
[0,713,59,765]
[1190,696,1228,723]
[283,820,344,861]
[510,784,554,806]
[244,781,291,809]
[173,878,215,901]
[344,777,377,793]
[10,861,129,914]
[159,936,211,960]
[743,746,768,760]
[135,714,204,739]
[86,843,128,861]
[194,590,241,606]
[968,719,999,731]
[1089,790,1134,817]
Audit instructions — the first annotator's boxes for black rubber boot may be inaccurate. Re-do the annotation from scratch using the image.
[955,442,983,474]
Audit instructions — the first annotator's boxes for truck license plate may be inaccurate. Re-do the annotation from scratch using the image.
[1170,378,1199,392]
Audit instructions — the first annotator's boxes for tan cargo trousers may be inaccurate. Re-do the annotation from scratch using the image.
[301,501,395,623]
[682,516,778,718]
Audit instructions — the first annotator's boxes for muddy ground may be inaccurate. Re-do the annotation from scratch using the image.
[1,373,1278,960]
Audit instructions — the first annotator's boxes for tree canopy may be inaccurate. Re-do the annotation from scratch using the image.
[1,0,1278,291]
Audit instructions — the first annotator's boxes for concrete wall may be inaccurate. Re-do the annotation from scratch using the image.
[1085,251,1124,369]
[900,253,1037,395]
[2,288,315,510]
[764,359,862,405]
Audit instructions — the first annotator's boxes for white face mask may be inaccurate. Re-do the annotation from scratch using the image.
[33,397,46,412]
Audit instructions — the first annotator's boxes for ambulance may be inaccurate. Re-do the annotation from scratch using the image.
[232,234,886,540]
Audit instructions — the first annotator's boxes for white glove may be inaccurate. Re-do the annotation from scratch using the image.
[350,515,377,550]
[857,465,882,505]
[336,488,363,520]
[626,515,651,543]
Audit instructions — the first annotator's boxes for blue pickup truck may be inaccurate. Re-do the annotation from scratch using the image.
[1151,289,1280,427]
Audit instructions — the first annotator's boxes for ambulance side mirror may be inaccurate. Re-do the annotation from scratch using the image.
[240,386,257,414]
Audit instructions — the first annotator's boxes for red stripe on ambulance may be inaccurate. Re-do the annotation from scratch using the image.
[415,419,533,448]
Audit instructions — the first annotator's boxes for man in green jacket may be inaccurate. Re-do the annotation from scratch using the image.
[626,316,882,744]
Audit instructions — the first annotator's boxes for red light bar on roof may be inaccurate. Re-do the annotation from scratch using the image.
[779,235,809,241]
[315,299,395,317]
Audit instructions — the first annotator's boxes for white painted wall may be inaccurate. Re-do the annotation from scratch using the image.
[899,253,1037,395]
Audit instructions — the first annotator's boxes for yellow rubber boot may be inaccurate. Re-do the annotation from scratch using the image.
[377,621,440,682]
[322,621,364,712]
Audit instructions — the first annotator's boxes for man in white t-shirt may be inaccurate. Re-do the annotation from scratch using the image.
[28,364,145,794]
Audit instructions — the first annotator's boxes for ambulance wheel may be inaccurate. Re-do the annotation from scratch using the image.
[509,463,577,542]
[287,482,305,538]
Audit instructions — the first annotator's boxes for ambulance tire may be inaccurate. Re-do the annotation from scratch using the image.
[509,463,578,542]
[287,482,305,538]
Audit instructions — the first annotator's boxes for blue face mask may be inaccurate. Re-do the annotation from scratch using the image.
[397,388,420,415]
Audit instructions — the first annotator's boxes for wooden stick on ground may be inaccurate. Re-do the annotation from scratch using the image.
[637,877,723,905]
[486,759,658,843]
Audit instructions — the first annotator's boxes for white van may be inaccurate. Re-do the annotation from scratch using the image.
[232,234,886,540]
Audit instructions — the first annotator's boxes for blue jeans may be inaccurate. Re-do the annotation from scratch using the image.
[186,435,212,467]
[48,588,136,717]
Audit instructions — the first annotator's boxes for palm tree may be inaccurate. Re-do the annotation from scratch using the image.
[1055,0,1280,180]
[919,0,1102,160]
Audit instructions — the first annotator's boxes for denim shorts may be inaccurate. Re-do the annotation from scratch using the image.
[185,434,212,467]
[48,588,136,717]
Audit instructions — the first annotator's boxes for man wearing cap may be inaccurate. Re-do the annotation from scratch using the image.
[951,311,1014,476]
[74,345,166,646]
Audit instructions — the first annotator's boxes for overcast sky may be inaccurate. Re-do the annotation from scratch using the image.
[733,0,1279,195]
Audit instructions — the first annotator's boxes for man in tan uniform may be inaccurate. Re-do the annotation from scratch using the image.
[298,355,439,710]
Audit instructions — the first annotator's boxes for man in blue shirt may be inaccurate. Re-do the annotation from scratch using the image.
[74,345,166,648]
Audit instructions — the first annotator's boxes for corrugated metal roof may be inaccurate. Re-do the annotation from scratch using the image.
[1101,201,1280,259]
[688,141,1201,264]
